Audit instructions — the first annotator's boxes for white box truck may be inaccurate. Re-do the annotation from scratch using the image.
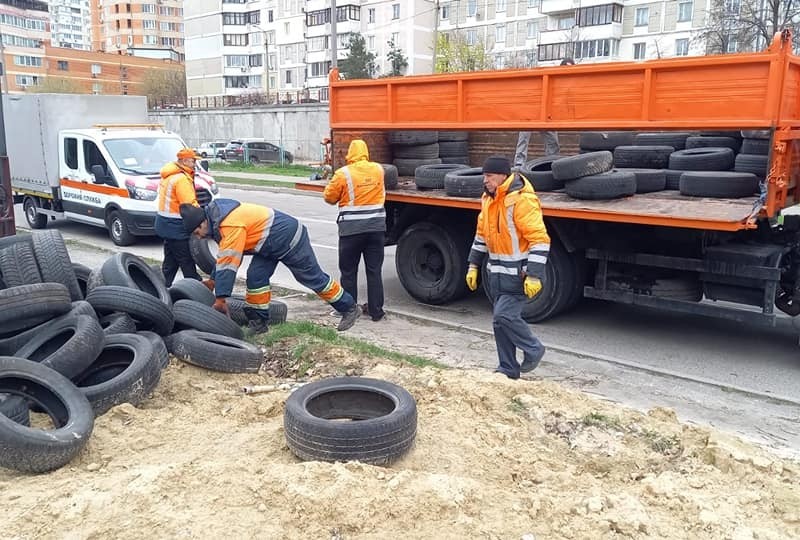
[5,94,219,245]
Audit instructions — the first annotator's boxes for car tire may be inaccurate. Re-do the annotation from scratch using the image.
[0,283,72,337]
[23,197,47,229]
[189,236,218,276]
[616,168,667,193]
[564,170,637,200]
[86,285,175,336]
[32,230,82,301]
[551,151,613,181]
[165,330,262,373]
[679,171,759,198]
[101,252,172,306]
[415,164,470,189]
[381,164,399,190]
[99,312,137,335]
[169,278,215,306]
[0,241,42,288]
[668,147,735,171]
[172,299,244,339]
[443,168,485,198]
[520,156,566,192]
[107,210,135,247]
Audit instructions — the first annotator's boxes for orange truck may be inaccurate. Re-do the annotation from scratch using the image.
[298,31,800,327]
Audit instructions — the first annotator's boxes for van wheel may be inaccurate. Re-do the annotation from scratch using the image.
[108,210,134,246]
[23,197,47,229]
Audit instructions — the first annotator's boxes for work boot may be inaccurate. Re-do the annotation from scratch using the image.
[520,347,546,373]
[246,318,269,336]
[337,305,361,331]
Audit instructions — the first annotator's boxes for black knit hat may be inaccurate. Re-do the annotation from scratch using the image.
[180,203,206,233]
[482,156,511,176]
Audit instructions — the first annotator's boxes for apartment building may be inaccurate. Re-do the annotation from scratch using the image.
[91,0,184,61]
[49,0,92,50]
[0,0,50,92]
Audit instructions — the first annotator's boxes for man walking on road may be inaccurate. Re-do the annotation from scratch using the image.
[323,139,387,322]
[180,199,360,334]
[465,156,551,379]
[514,58,575,168]
[155,148,202,286]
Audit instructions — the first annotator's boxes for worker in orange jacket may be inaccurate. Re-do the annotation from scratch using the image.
[154,147,201,286]
[323,139,386,321]
[465,156,551,379]
[179,199,360,334]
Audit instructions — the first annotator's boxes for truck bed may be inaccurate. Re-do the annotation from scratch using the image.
[296,179,759,232]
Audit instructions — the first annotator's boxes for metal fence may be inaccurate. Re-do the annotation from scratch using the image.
[178,136,330,166]
[150,89,329,111]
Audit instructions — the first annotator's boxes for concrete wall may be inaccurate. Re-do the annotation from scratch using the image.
[149,104,330,162]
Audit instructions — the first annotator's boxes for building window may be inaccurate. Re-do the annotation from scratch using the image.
[268,10,274,22]
[222,12,247,25]
[249,54,263,67]
[392,4,400,19]
[726,37,738,53]
[466,29,477,46]
[91,63,101,75]
[633,42,646,59]
[675,38,689,56]
[309,61,331,78]
[15,75,40,87]
[440,4,449,19]
[248,75,262,87]
[144,35,157,45]
[558,15,575,29]
[496,25,505,44]
[248,11,260,24]
[223,34,249,46]
[92,82,102,95]
[725,0,740,14]
[572,38,619,59]
[141,4,155,14]
[225,55,248,67]
[496,0,506,12]
[634,7,648,26]
[678,1,693,22]
[284,22,290,34]
[576,4,623,26]
[57,60,69,71]
[285,70,292,84]
[467,0,477,17]
[13,55,42,67]
[495,54,505,69]
[368,35,375,49]
[225,75,249,88]
[306,9,329,26]
[368,8,375,23]
[308,36,330,51]
[143,19,155,29]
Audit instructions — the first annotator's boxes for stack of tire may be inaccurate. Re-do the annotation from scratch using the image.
[437,131,469,165]
[0,231,279,473]
[551,151,636,200]
[390,131,441,176]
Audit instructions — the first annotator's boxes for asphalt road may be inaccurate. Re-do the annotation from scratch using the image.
[13,185,800,405]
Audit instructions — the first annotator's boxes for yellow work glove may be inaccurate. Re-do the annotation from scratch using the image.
[466,265,479,291]
[524,277,542,298]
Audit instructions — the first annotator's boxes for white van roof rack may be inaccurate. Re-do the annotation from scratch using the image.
[93,123,165,131]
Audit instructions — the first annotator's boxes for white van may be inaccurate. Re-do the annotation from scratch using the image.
[6,94,219,245]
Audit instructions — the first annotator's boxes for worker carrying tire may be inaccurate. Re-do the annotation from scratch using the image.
[465,156,551,379]
[179,199,361,334]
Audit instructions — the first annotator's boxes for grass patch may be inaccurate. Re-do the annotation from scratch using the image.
[255,321,443,369]
[581,412,625,431]
[215,176,294,188]
[508,397,528,416]
[641,430,682,455]
[210,162,314,177]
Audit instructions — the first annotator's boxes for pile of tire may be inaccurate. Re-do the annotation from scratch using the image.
[390,131,441,176]
[0,231,280,473]
[551,151,636,200]
[437,131,470,165]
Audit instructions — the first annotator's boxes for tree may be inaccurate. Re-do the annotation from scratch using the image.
[434,33,492,73]
[695,0,800,54]
[386,39,408,76]
[142,68,186,108]
[338,34,376,79]
[32,77,81,93]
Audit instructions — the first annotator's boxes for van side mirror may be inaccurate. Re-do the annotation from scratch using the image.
[91,164,109,184]
[199,159,210,172]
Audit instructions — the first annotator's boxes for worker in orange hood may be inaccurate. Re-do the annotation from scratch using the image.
[323,139,387,321]
[154,148,201,286]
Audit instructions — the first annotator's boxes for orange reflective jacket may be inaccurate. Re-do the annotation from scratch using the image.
[158,162,197,218]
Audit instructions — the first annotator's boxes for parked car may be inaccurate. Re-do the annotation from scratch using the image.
[195,141,228,159]
[223,138,294,164]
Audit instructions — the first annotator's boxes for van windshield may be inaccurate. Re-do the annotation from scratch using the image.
[104,137,185,175]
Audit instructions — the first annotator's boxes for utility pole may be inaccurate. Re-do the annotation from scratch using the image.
[330,0,338,68]
[250,24,271,102]
[432,0,439,73]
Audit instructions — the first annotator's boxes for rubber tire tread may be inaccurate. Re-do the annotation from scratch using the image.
[189,236,217,276]
[0,283,72,336]
[100,312,137,335]
[633,132,691,149]
[578,131,635,150]
[0,241,42,288]
[392,143,439,159]
[381,164,399,189]
[169,278,215,306]
[138,331,170,369]
[564,170,636,200]
[393,158,442,177]
[72,263,91,300]
[72,333,160,416]
[86,268,105,294]
[740,138,770,155]
[521,156,566,192]
[685,136,741,152]
[664,170,686,190]
[227,296,288,326]
[734,154,769,178]
[0,393,29,426]
[387,131,438,146]
[438,141,469,156]
[165,330,262,373]
[86,285,175,336]
[0,356,94,473]
[668,147,735,171]
[612,145,674,169]
[437,131,468,142]
[283,377,417,465]
[14,313,104,379]
[678,171,759,198]
[101,252,172,306]
[616,168,667,193]
[172,299,244,339]
[443,169,484,198]
[551,151,613,181]
[0,301,95,356]
[415,164,470,189]
[32,230,82,301]
[440,156,470,165]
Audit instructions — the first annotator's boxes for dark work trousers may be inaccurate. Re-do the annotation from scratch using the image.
[338,231,385,321]
[162,238,201,287]
[492,293,545,379]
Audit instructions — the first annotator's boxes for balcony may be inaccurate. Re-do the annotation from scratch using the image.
[538,22,621,45]
[539,0,580,15]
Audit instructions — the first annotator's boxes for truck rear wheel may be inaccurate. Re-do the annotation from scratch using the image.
[395,222,470,305]
[108,210,135,246]
[23,197,47,229]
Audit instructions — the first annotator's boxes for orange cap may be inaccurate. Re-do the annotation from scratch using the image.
[177,148,200,160]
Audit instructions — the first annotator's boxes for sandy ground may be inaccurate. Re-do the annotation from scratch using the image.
[3,324,800,540]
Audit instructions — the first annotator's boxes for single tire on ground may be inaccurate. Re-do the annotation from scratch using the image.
[381,164,399,189]
[0,356,94,473]
[414,164,470,190]
[86,285,175,336]
[616,168,667,193]
[551,151,613,181]
[578,131,635,151]
[165,330,263,373]
[31,230,82,301]
[678,171,759,198]
[443,168,484,198]
[520,156,566,192]
[612,146,674,169]
[633,132,691,149]
[172,299,245,339]
[392,143,440,160]
[0,241,42,288]
[101,252,172,306]
[168,278,215,306]
[564,170,637,200]
[227,296,288,326]
[668,147,735,171]
[393,157,442,177]
[0,283,72,337]
[189,236,219,276]
[395,222,471,305]
[99,312,137,335]
[387,131,438,146]
[284,377,417,465]
[71,333,160,416]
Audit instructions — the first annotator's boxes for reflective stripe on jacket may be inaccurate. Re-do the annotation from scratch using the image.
[323,139,386,236]
[207,198,302,298]
[467,173,550,294]
[154,162,198,240]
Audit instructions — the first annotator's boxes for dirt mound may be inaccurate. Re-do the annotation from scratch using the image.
[2,339,799,539]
